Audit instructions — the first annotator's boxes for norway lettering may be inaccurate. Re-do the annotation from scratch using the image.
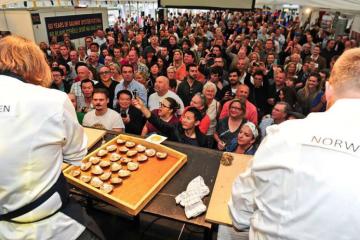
[311,136,360,153]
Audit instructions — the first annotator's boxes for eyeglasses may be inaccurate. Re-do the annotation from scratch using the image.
[100,71,111,75]
[230,106,243,111]
[159,102,171,108]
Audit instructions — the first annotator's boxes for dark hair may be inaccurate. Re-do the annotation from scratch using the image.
[253,70,264,78]
[279,87,297,107]
[121,64,134,73]
[169,79,177,89]
[210,66,223,76]
[183,50,195,59]
[93,87,109,98]
[229,99,246,116]
[185,106,202,122]
[51,67,64,76]
[212,44,222,51]
[164,97,180,113]
[186,63,197,72]
[117,89,133,99]
[90,42,99,49]
[80,79,94,88]
[181,39,191,47]
[308,72,321,82]
[75,62,88,74]
[229,69,240,76]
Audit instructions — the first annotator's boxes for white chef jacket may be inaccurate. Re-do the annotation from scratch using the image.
[0,75,88,240]
[229,99,360,240]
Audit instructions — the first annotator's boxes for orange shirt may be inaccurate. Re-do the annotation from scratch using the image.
[175,63,187,81]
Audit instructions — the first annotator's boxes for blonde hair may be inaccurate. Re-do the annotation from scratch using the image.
[329,48,360,96]
[0,36,51,87]
[203,81,217,95]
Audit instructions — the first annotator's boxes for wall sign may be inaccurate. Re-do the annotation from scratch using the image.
[45,13,103,41]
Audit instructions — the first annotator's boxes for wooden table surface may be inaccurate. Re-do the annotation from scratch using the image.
[83,132,222,229]
[142,140,222,229]
[205,153,252,226]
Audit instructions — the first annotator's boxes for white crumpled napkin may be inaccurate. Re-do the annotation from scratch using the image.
[175,176,210,219]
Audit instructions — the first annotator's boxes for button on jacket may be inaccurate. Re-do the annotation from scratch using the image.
[0,75,88,240]
[229,99,360,240]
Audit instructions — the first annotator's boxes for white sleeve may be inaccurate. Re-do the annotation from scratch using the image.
[228,167,256,230]
[62,96,88,166]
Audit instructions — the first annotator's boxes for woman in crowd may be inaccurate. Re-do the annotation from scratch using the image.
[166,66,178,92]
[214,99,247,151]
[285,61,299,79]
[141,97,179,136]
[225,121,260,155]
[135,71,148,89]
[279,86,298,110]
[147,61,160,95]
[296,72,322,115]
[109,63,123,82]
[203,82,221,137]
[157,57,167,76]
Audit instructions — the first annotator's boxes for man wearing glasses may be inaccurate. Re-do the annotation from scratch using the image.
[95,66,118,109]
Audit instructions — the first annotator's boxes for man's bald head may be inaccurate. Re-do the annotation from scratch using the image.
[155,76,170,96]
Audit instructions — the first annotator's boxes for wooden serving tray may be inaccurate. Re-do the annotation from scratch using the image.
[63,134,187,215]
[205,153,252,226]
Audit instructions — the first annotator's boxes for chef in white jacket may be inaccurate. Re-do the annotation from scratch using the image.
[228,48,360,240]
[0,36,104,240]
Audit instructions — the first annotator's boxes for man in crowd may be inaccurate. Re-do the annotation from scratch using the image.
[50,67,71,93]
[113,64,147,108]
[177,63,203,107]
[95,66,118,109]
[148,76,184,114]
[78,79,95,113]
[70,65,97,109]
[116,89,145,135]
[83,88,124,132]
[259,101,291,139]
[128,49,149,77]
[68,50,79,80]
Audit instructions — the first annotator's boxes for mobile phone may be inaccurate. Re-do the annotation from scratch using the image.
[132,90,138,99]
[120,110,127,118]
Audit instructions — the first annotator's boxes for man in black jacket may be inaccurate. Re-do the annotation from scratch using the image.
[116,89,145,135]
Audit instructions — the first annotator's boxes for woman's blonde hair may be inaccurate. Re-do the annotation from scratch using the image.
[0,36,51,87]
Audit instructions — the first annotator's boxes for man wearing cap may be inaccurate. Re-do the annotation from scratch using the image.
[228,48,360,240]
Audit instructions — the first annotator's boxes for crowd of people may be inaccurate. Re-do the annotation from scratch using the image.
[36,9,358,155]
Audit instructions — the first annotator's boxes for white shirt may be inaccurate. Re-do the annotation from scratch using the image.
[0,75,88,240]
[147,90,184,115]
[229,99,360,240]
[83,108,124,131]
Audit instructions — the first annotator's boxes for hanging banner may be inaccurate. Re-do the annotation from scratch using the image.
[45,13,103,41]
